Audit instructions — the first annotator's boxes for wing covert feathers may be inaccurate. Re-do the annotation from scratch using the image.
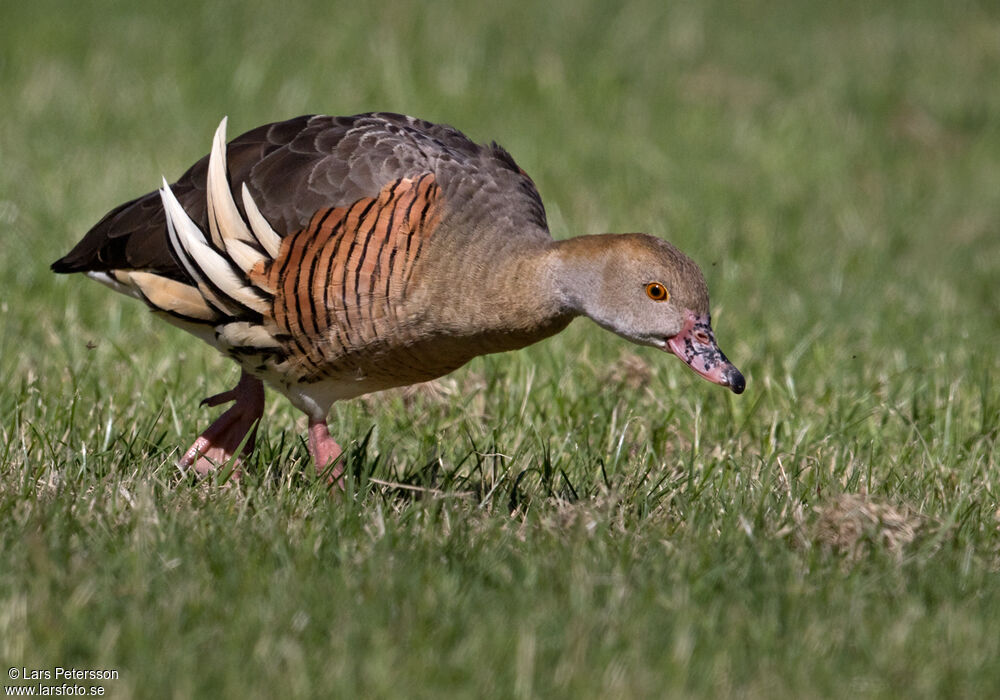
[76,119,444,381]
[85,119,280,326]
[158,120,275,318]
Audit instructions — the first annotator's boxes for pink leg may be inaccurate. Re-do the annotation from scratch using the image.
[178,371,265,477]
[308,419,344,489]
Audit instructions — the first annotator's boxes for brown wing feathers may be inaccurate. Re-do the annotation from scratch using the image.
[72,118,443,382]
[266,172,441,377]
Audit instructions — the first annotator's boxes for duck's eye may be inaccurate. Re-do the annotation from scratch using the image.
[645,282,669,302]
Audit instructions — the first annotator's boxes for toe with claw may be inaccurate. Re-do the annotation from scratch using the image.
[178,371,266,477]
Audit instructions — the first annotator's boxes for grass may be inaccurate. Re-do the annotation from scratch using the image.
[2,0,1000,697]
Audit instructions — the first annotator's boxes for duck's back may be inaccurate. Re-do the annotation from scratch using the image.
[54,113,550,280]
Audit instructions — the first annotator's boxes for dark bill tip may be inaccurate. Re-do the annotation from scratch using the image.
[725,366,746,394]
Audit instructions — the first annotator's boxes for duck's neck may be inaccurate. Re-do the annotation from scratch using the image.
[417,235,584,355]
[452,233,619,326]
[546,235,615,316]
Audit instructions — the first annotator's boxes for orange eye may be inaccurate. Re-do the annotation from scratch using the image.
[645,282,669,302]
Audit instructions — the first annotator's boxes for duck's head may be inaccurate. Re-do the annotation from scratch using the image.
[556,233,745,394]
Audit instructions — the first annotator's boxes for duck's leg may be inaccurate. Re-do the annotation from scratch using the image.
[178,370,265,476]
[308,419,344,489]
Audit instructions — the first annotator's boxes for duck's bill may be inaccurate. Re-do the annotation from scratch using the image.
[666,312,745,394]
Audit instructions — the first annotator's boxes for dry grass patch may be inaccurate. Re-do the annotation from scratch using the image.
[813,491,924,562]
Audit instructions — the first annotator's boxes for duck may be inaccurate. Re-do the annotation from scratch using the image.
[52,113,745,483]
